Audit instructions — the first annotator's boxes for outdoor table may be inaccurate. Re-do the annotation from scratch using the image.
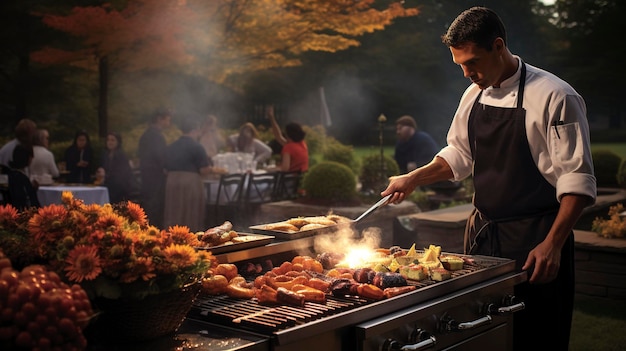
[37,185,110,206]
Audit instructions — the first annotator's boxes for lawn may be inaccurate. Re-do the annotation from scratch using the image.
[571,294,626,351]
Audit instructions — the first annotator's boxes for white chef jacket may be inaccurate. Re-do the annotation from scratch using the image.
[437,56,597,204]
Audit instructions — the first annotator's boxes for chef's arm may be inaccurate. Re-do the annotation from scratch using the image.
[522,193,590,283]
[381,156,454,203]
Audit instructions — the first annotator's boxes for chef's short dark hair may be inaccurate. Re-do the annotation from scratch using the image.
[442,6,507,51]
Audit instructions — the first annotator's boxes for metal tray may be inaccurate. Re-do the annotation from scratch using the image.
[195,233,274,254]
[248,223,338,240]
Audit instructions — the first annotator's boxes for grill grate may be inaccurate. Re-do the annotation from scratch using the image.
[191,295,366,333]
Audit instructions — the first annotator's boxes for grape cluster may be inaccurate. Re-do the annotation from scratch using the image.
[0,253,94,350]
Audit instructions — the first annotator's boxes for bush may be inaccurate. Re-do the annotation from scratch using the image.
[301,161,357,201]
[359,154,400,193]
[322,140,360,174]
[592,150,623,187]
[618,159,626,189]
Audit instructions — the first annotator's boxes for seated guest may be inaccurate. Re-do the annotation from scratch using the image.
[267,106,308,172]
[8,143,40,210]
[226,123,272,163]
[199,114,225,161]
[0,118,37,169]
[97,132,136,204]
[64,130,93,184]
[30,129,59,184]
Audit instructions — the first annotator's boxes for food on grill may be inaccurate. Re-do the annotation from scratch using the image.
[316,252,345,270]
[256,284,279,305]
[300,223,327,231]
[353,267,375,283]
[267,275,309,290]
[214,263,239,281]
[330,278,357,296]
[325,213,352,224]
[292,284,327,303]
[440,255,464,271]
[357,284,385,300]
[399,264,428,281]
[276,287,306,307]
[286,217,310,227]
[306,277,331,292]
[430,268,452,282]
[383,285,417,298]
[225,276,256,299]
[372,272,408,289]
[201,274,229,295]
[264,221,300,232]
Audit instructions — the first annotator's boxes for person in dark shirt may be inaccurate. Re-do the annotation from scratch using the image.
[163,113,212,232]
[98,132,136,204]
[8,143,40,210]
[138,109,171,228]
[64,130,94,184]
[393,115,440,174]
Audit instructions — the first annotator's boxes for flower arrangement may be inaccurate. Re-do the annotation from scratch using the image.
[591,203,626,239]
[0,191,215,300]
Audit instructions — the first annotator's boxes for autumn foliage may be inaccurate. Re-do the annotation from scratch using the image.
[31,0,419,82]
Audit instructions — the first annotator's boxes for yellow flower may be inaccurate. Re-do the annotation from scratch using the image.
[64,245,102,283]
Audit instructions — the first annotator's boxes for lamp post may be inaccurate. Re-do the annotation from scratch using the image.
[378,114,387,185]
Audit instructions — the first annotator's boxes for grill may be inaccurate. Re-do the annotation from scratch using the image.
[182,237,527,351]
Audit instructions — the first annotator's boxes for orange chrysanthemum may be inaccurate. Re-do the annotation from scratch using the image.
[0,204,18,223]
[120,257,156,283]
[95,212,124,230]
[27,204,69,244]
[125,202,148,227]
[64,245,102,283]
[167,225,201,246]
[163,244,198,271]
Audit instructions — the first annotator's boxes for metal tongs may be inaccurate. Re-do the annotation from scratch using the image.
[353,194,392,223]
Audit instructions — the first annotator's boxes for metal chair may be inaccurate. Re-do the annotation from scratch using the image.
[242,172,278,226]
[273,171,302,201]
[209,173,246,228]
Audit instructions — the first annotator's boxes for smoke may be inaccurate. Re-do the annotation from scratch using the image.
[313,226,382,255]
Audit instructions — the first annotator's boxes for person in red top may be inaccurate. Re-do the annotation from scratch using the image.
[267,106,308,172]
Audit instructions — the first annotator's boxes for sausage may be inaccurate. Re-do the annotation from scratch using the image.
[291,284,327,304]
[357,284,385,300]
[267,275,308,290]
[306,277,331,292]
[256,284,279,305]
[254,275,267,289]
[383,285,417,299]
[225,282,255,299]
[276,287,305,307]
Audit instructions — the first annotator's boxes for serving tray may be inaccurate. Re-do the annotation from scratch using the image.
[195,233,274,254]
[249,223,338,240]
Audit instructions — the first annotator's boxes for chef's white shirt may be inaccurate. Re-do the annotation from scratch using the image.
[437,56,597,203]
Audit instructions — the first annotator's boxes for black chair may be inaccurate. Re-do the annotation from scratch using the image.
[0,165,10,205]
[242,172,278,226]
[209,173,246,228]
[273,171,302,201]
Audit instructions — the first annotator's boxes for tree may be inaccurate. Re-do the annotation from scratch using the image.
[30,0,419,137]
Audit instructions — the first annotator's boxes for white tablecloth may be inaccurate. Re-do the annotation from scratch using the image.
[37,185,110,206]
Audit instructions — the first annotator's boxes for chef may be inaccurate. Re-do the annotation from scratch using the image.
[381,7,596,351]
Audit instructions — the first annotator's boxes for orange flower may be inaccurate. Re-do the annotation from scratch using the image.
[163,244,198,272]
[120,257,156,283]
[64,245,102,283]
[167,225,202,247]
[0,204,18,224]
[125,201,148,227]
[28,204,69,246]
[95,212,124,230]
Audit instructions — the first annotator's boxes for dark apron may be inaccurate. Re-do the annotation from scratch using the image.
[464,62,574,351]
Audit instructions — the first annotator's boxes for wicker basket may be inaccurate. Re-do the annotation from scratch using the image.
[88,280,201,343]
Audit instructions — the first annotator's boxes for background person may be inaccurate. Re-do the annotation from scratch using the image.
[8,143,40,210]
[198,114,225,161]
[29,129,59,184]
[393,115,440,173]
[138,108,171,228]
[97,132,136,204]
[381,7,595,351]
[226,123,272,164]
[266,106,308,172]
[64,130,93,184]
[163,114,212,232]
[0,118,37,169]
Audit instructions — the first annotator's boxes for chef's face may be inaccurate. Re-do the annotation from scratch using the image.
[450,39,505,89]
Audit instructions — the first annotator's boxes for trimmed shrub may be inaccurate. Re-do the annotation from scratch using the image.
[322,140,360,174]
[618,159,626,189]
[359,154,400,193]
[301,161,357,201]
[592,150,622,187]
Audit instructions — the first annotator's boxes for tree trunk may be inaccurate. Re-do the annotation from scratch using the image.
[98,55,109,138]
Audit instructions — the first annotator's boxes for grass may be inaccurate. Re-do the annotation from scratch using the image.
[571,294,626,350]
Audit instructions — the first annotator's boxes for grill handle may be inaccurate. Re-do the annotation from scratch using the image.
[441,314,492,332]
[487,295,526,315]
[382,334,437,351]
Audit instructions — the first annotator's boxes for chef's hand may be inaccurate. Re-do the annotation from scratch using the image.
[522,240,561,284]
[380,174,418,204]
